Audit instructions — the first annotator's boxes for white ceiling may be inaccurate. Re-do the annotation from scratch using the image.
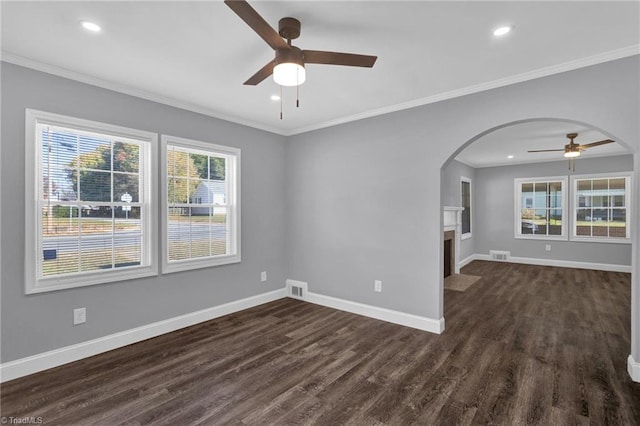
[2,1,639,163]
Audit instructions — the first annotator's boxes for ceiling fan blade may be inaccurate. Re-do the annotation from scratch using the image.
[303,50,377,67]
[527,149,565,153]
[243,61,275,85]
[580,139,615,149]
[224,0,290,51]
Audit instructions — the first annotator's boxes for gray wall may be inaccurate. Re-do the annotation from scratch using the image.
[441,159,475,260]
[1,63,288,362]
[286,56,639,326]
[2,56,639,366]
[474,155,633,265]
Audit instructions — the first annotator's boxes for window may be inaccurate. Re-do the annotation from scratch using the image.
[161,135,240,273]
[515,176,567,240]
[461,177,472,239]
[571,173,632,242]
[25,110,157,293]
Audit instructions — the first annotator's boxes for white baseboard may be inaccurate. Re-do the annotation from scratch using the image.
[459,254,476,269]
[469,253,631,273]
[0,288,286,383]
[302,290,444,334]
[629,355,640,382]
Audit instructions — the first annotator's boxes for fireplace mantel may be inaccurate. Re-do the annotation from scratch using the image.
[443,206,465,274]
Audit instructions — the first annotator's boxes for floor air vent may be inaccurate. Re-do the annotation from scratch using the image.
[286,279,308,300]
[291,285,304,298]
[490,250,510,261]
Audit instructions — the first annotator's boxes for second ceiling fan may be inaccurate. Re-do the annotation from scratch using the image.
[528,132,615,170]
[224,0,377,87]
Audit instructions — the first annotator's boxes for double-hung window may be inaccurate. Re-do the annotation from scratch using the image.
[515,176,567,240]
[162,135,241,273]
[461,177,472,239]
[25,110,157,293]
[571,173,632,242]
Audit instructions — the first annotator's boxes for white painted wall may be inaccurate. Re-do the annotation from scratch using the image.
[473,154,633,265]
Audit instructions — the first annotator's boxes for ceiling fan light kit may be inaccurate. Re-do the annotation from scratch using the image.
[273,46,306,86]
[563,147,580,158]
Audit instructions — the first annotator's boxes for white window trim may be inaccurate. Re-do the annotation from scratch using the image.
[514,176,568,241]
[25,109,158,294]
[460,176,472,240]
[570,172,633,244]
[161,134,241,274]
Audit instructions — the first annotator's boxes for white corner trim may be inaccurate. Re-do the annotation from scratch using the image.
[629,355,640,382]
[0,288,286,383]
[303,291,444,334]
[471,253,631,273]
[459,254,476,269]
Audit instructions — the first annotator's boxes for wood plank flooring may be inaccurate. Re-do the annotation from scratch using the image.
[2,261,639,425]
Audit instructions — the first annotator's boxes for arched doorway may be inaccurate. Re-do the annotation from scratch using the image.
[440,117,637,380]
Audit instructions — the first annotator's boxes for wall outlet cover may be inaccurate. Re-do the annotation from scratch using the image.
[73,307,86,325]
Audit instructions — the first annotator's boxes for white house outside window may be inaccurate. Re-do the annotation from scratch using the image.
[571,173,632,242]
[25,110,157,294]
[514,176,567,240]
[162,135,241,273]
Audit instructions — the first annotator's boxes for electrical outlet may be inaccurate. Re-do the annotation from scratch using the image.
[260,271,267,282]
[73,307,86,325]
[545,244,551,252]
[374,280,382,293]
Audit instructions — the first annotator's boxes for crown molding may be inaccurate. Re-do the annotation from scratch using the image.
[287,45,640,136]
[0,51,286,136]
[3,45,639,138]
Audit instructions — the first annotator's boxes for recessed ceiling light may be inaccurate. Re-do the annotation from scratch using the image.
[507,155,514,159]
[270,95,281,101]
[81,21,102,33]
[493,26,512,37]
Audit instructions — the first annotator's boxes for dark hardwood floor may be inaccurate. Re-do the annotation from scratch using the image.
[2,261,639,425]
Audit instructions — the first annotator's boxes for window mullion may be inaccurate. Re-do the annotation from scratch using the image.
[27,110,156,293]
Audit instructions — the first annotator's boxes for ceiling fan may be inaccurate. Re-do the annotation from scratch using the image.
[528,132,614,170]
[224,0,377,88]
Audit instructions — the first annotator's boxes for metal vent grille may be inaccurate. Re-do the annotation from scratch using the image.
[490,250,510,261]
[291,286,303,298]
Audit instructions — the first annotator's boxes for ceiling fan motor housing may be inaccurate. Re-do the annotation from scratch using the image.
[276,46,305,67]
[279,17,301,40]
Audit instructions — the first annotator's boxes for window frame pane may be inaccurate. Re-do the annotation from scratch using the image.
[460,177,472,239]
[161,135,241,274]
[570,173,631,243]
[25,109,158,294]
[514,176,568,241]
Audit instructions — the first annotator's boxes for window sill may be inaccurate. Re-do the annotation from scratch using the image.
[26,266,158,294]
[461,233,472,241]
[514,235,568,241]
[570,237,632,244]
[162,254,241,274]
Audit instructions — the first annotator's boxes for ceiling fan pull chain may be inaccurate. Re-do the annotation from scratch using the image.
[280,85,283,120]
[296,74,300,108]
